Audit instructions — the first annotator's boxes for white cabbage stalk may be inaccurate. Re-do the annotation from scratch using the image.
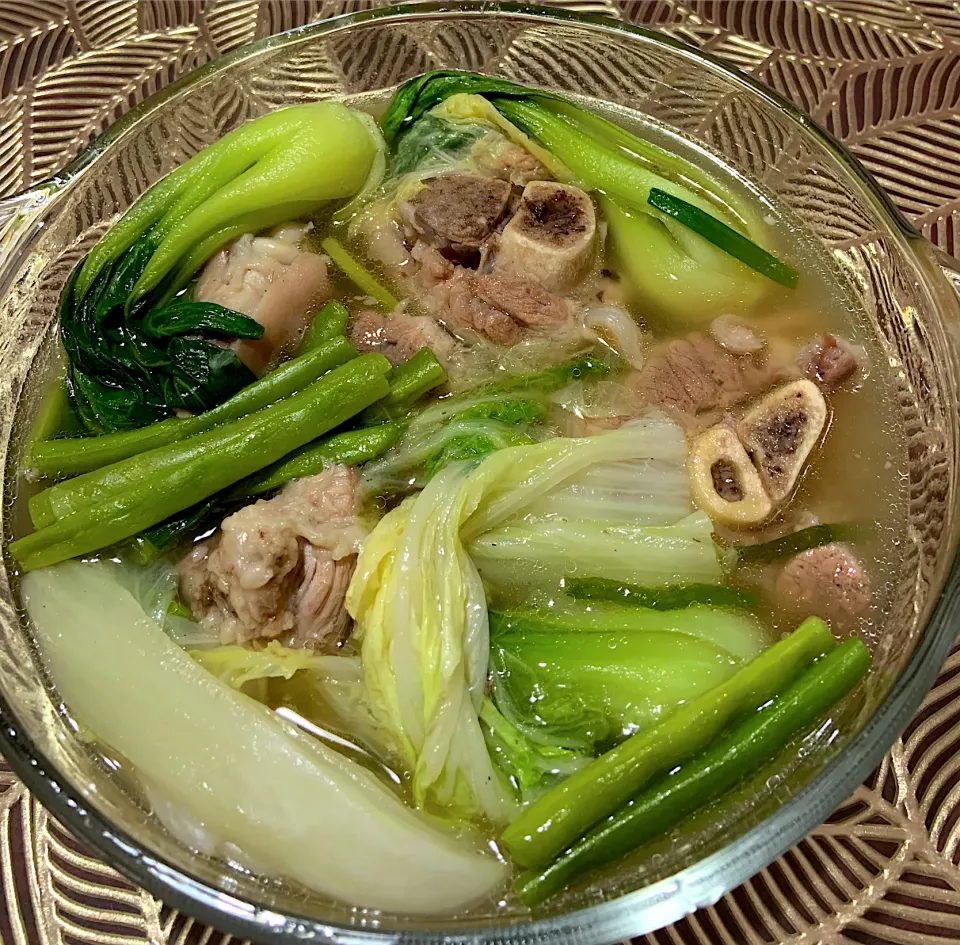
[347,416,701,823]
[520,417,691,526]
[348,465,517,825]
[22,563,505,915]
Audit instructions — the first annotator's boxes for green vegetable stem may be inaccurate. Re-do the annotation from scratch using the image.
[234,423,404,498]
[137,422,404,557]
[11,354,391,570]
[499,616,836,869]
[358,347,447,424]
[515,637,871,905]
[28,335,357,490]
[322,237,399,311]
[302,300,350,352]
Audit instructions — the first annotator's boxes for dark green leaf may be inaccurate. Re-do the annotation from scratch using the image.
[734,524,850,565]
[69,367,166,434]
[142,498,222,551]
[381,70,548,144]
[566,578,758,612]
[167,337,257,411]
[142,300,265,340]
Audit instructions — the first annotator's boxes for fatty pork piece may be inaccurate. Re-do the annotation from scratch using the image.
[194,223,332,375]
[178,466,364,650]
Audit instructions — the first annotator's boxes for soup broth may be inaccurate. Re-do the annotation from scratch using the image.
[9,73,905,918]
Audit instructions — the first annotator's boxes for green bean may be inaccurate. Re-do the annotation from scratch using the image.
[24,370,80,462]
[499,616,835,869]
[322,236,398,310]
[516,637,870,905]
[567,578,757,612]
[11,354,391,570]
[28,335,356,484]
[233,422,404,498]
[138,422,402,555]
[302,300,349,352]
[358,348,447,424]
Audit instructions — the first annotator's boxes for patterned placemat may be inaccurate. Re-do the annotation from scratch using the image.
[1,3,959,944]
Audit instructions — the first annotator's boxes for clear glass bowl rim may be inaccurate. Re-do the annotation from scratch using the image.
[0,4,958,944]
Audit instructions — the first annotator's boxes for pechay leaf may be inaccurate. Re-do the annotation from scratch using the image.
[141,300,265,340]
[390,113,489,177]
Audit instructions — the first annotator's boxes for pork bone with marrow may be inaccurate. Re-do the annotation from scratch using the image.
[690,380,828,527]
[493,181,597,292]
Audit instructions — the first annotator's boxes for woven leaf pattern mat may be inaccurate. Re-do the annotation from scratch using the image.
[1,3,960,944]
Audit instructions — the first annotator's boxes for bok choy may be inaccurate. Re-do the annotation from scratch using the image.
[58,102,381,434]
[382,71,798,322]
[489,602,767,754]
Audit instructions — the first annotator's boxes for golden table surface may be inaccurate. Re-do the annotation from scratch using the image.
[1,2,959,944]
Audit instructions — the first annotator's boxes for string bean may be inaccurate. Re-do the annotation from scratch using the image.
[499,616,835,869]
[516,637,870,904]
[11,354,391,570]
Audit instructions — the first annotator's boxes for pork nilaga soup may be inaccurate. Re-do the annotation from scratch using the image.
[12,73,893,915]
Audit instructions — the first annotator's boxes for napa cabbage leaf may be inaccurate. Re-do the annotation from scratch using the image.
[346,415,711,823]
[22,562,506,914]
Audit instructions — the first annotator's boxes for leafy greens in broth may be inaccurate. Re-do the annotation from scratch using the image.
[11,73,901,917]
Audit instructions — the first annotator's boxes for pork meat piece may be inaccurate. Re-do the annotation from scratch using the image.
[430,270,572,346]
[775,543,872,632]
[194,223,331,375]
[628,332,777,419]
[798,332,859,390]
[178,466,364,649]
[401,174,512,252]
[348,309,459,367]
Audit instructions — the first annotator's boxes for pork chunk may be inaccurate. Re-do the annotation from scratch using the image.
[348,309,459,367]
[178,466,364,649]
[775,543,872,632]
[432,271,573,346]
[194,223,331,375]
[629,332,775,419]
[798,333,858,390]
[401,174,512,252]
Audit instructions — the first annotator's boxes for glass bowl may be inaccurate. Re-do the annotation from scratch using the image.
[1,4,959,943]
